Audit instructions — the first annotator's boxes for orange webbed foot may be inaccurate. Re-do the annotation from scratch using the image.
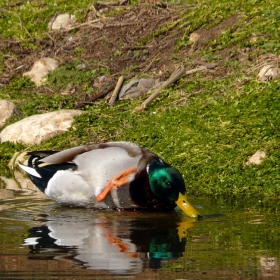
[96,167,137,202]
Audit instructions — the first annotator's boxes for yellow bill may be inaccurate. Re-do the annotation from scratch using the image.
[176,192,200,218]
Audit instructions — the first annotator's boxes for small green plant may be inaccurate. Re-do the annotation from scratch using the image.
[71,47,85,58]
[133,50,140,58]
[113,50,122,57]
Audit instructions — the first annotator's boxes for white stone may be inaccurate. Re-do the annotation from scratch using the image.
[23,57,59,86]
[189,32,201,43]
[0,100,17,127]
[48,14,76,30]
[258,65,278,81]
[246,150,266,165]
[0,110,83,144]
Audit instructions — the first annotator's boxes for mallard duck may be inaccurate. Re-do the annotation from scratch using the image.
[19,141,200,217]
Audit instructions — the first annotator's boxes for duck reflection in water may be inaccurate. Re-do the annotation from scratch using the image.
[23,210,195,274]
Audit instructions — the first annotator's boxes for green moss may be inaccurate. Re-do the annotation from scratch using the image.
[174,0,280,53]
[0,0,98,40]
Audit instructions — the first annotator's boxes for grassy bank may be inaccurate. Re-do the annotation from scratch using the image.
[1,0,280,199]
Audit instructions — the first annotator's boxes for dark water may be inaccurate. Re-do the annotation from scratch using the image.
[1,176,280,279]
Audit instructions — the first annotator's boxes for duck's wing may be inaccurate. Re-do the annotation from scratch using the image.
[40,141,145,165]
[40,146,89,164]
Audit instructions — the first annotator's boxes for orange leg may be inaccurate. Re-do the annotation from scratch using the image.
[104,231,139,258]
[104,233,129,252]
[96,167,137,202]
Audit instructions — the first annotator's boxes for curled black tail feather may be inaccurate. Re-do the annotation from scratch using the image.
[22,151,77,193]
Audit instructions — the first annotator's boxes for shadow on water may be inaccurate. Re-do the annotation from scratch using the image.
[1,173,280,279]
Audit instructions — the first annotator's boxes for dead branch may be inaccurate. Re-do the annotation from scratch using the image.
[134,65,207,111]
[109,76,124,106]
[121,46,151,51]
[74,74,133,109]
[74,84,116,109]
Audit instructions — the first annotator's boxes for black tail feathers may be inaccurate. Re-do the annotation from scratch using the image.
[20,151,76,193]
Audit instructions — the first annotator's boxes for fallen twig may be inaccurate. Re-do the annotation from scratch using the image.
[74,73,133,109]
[38,39,75,51]
[121,46,151,51]
[74,84,116,109]
[134,65,207,111]
[109,76,124,106]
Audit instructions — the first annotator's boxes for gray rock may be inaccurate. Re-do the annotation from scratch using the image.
[0,100,18,127]
[0,109,83,144]
[48,14,76,31]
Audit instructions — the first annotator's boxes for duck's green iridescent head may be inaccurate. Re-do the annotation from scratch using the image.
[147,159,200,218]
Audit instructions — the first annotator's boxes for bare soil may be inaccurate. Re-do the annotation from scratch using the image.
[0,2,254,100]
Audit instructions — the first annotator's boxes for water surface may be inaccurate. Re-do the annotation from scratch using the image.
[1,174,280,279]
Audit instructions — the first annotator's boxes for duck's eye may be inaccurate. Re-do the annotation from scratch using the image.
[166,182,172,189]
